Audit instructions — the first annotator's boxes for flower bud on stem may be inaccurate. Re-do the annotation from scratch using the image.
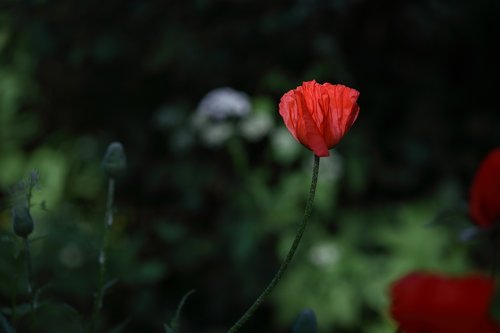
[89,142,125,333]
[227,154,320,333]
[11,204,35,316]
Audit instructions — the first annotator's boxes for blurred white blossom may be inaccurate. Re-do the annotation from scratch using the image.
[192,87,252,147]
[271,127,302,164]
[240,111,274,142]
[196,87,251,120]
[308,242,340,267]
[197,122,234,147]
[59,242,84,268]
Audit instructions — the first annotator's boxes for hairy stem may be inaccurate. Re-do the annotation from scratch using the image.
[24,237,34,312]
[227,155,320,333]
[89,178,115,333]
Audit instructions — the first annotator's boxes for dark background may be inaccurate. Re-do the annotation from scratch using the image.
[0,0,499,332]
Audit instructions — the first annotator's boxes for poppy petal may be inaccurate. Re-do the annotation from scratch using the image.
[279,81,360,157]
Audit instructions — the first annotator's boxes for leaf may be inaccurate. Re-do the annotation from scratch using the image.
[127,260,167,284]
[163,323,174,333]
[109,318,131,333]
[34,283,54,308]
[103,278,119,293]
[169,289,196,332]
[292,309,318,333]
[58,303,83,329]
[58,303,81,317]
[28,235,49,244]
[34,302,84,333]
[0,234,16,244]
[1,303,31,318]
[0,312,15,333]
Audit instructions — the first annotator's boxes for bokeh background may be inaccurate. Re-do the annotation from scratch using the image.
[0,0,499,332]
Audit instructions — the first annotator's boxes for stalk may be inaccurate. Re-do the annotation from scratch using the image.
[227,155,320,333]
[89,178,115,333]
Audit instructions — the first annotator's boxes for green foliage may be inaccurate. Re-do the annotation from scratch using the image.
[272,194,469,332]
[164,290,196,333]
[0,312,15,333]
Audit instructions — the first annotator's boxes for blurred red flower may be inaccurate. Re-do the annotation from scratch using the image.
[278,80,360,157]
[390,272,500,333]
[470,149,500,228]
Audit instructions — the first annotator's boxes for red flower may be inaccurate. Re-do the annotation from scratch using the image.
[278,80,360,157]
[470,149,500,228]
[390,272,500,333]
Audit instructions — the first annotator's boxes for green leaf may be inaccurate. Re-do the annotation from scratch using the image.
[163,323,174,333]
[109,318,131,333]
[0,312,15,333]
[1,303,31,318]
[33,302,84,333]
[292,309,318,333]
[126,260,167,284]
[103,278,119,293]
[169,289,196,332]
[34,283,54,307]
[58,303,84,331]
[0,234,16,245]
[28,235,49,244]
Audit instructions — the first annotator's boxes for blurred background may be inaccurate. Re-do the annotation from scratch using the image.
[0,0,499,332]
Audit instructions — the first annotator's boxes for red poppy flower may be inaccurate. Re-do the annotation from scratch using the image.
[470,148,500,228]
[390,272,500,333]
[278,80,360,157]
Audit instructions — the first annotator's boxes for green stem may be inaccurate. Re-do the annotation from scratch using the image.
[23,236,37,329]
[171,289,196,331]
[89,178,115,333]
[23,237,34,312]
[11,301,16,328]
[227,137,249,177]
[227,155,320,333]
[11,270,18,327]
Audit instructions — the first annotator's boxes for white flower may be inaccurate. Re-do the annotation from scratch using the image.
[309,242,340,267]
[271,127,302,164]
[196,87,251,120]
[240,111,274,142]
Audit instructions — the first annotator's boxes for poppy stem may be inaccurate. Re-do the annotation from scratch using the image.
[88,178,115,333]
[226,154,320,333]
[23,236,35,316]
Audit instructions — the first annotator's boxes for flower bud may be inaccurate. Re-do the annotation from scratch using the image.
[102,142,127,178]
[292,309,318,333]
[279,80,360,157]
[12,204,34,238]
